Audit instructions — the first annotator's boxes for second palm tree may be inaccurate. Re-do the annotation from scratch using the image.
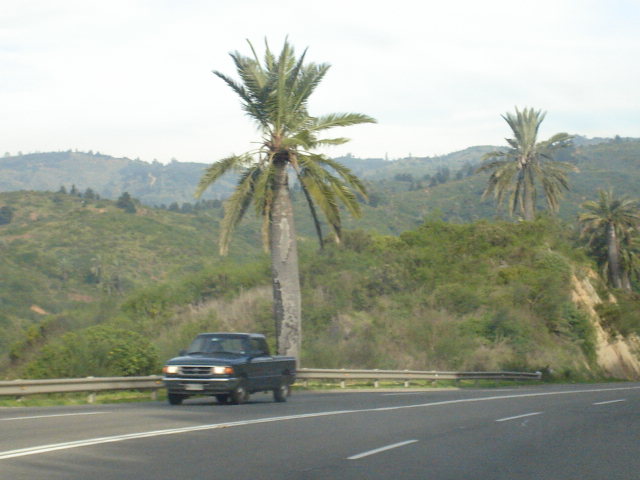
[477,107,576,220]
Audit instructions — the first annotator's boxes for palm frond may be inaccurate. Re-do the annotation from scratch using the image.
[311,113,376,132]
[195,154,251,198]
[313,137,350,147]
[312,155,368,200]
[219,166,261,255]
[207,38,375,254]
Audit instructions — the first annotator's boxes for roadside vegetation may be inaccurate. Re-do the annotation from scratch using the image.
[1,35,639,386]
[2,147,640,383]
[5,196,638,383]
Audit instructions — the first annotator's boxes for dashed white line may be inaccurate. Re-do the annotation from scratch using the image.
[496,412,543,422]
[348,440,418,460]
[1,412,109,422]
[593,399,626,405]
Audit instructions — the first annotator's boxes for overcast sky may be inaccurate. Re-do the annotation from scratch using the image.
[2,0,638,164]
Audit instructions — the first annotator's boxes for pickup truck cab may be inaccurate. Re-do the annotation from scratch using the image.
[162,332,296,405]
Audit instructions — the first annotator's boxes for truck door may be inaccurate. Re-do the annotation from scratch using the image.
[247,338,275,389]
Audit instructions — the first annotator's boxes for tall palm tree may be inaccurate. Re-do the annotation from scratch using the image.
[579,189,640,290]
[477,107,576,220]
[196,39,376,359]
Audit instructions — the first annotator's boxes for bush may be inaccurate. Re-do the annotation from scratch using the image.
[0,206,14,225]
[24,325,158,378]
[595,292,640,337]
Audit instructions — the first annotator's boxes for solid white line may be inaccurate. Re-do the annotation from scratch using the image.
[1,412,109,422]
[382,393,426,396]
[0,411,358,460]
[348,440,418,460]
[593,399,626,405]
[496,411,543,422]
[2,385,640,460]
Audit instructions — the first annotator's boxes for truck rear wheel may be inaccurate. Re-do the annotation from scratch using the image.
[215,394,230,404]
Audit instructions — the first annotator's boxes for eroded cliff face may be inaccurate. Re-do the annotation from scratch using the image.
[571,273,640,380]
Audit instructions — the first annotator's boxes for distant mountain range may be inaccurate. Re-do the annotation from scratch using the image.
[0,151,229,206]
[1,148,499,206]
[1,135,638,217]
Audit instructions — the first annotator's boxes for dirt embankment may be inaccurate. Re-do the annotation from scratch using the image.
[571,273,640,380]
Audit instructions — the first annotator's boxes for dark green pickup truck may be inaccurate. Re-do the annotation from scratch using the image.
[162,333,296,405]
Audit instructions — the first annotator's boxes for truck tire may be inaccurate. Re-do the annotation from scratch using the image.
[215,394,230,404]
[230,381,249,404]
[168,393,186,405]
[273,381,289,403]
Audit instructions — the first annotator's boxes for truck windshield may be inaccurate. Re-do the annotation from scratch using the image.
[186,336,246,354]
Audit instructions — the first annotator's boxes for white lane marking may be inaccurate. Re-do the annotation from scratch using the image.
[382,393,426,396]
[593,399,626,405]
[2,385,640,460]
[0,411,357,460]
[348,440,418,460]
[1,412,109,422]
[496,411,543,422]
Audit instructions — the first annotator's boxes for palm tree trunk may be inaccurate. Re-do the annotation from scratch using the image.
[270,160,302,362]
[522,168,535,221]
[523,192,535,221]
[607,223,623,289]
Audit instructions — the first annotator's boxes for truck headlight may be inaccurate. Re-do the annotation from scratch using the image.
[213,366,234,375]
[163,365,179,374]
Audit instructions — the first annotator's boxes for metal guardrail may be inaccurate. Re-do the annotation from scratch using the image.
[297,368,542,388]
[0,368,541,401]
[0,376,164,402]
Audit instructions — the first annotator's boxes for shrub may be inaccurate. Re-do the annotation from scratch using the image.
[24,325,158,378]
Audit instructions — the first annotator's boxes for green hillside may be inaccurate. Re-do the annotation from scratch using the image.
[3,189,638,381]
[0,190,264,372]
[1,137,639,381]
[354,138,640,226]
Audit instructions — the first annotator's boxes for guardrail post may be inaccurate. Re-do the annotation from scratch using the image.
[404,380,409,388]
[374,379,379,388]
[150,389,158,401]
[340,380,345,389]
[88,392,96,404]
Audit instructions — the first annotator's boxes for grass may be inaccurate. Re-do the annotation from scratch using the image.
[0,390,163,408]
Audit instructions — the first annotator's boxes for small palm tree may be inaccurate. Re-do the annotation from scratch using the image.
[579,189,640,290]
[477,107,577,220]
[196,39,375,359]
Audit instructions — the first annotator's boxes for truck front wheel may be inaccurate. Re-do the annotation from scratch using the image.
[168,393,186,405]
[230,381,249,404]
[273,381,289,403]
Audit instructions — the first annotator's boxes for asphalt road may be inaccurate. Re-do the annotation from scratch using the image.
[1,383,639,479]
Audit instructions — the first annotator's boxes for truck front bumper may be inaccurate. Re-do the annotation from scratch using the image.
[163,376,241,395]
